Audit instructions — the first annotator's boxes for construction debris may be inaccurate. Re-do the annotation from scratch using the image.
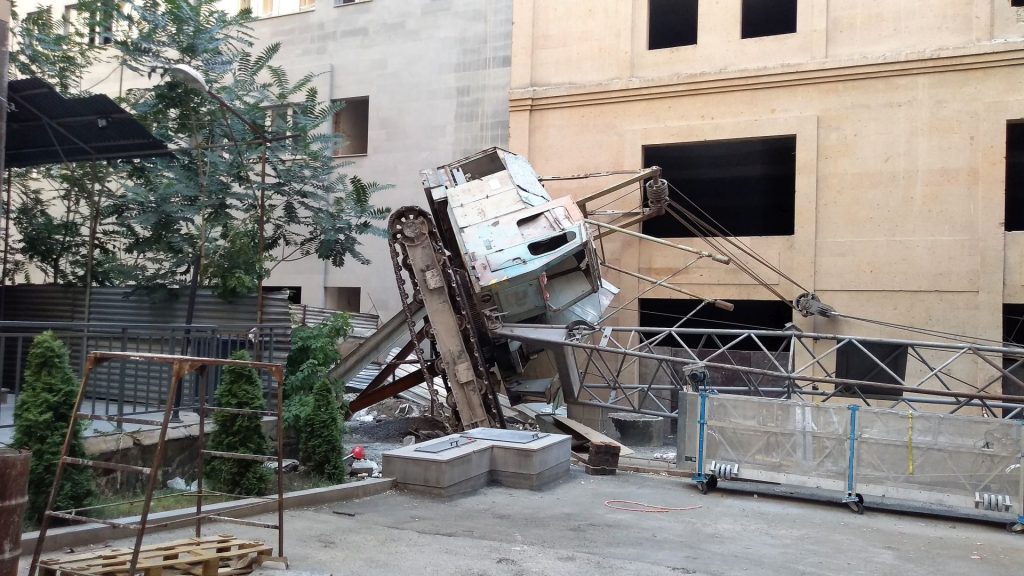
[37,535,270,576]
[551,415,634,456]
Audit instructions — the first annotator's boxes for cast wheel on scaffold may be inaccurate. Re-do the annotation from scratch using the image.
[846,493,864,515]
[695,474,718,495]
[1006,522,1024,534]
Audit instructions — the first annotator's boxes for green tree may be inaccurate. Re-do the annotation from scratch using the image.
[283,313,349,430]
[115,0,389,320]
[4,0,389,316]
[299,378,346,482]
[5,4,130,288]
[207,350,269,496]
[13,331,94,524]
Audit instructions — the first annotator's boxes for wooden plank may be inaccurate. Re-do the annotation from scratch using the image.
[552,415,634,456]
[40,537,270,576]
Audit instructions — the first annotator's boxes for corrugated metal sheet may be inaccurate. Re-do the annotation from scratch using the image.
[6,78,171,168]
[347,347,446,409]
[289,304,379,337]
[0,286,292,408]
[0,286,292,325]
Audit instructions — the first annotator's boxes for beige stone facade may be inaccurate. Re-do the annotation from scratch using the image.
[509,0,1024,359]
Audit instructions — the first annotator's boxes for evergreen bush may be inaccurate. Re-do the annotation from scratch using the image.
[299,378,347,482]
[13,331,94,524]
[207,350,269,496]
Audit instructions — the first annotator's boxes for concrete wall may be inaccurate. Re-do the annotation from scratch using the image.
[510,0,1024,397]
[21,0,513,318]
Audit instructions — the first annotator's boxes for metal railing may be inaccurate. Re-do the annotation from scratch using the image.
[0,321,292,429]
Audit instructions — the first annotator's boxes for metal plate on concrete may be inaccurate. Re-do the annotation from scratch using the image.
[414,436,477,453]
[461,428,549,444]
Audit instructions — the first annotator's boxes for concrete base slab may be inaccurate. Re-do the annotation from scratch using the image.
[397,470,490,497]
[491,460,570,490]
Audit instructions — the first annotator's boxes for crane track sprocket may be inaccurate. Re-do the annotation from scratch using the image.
[388,206,504,430]
[388,208,444,424]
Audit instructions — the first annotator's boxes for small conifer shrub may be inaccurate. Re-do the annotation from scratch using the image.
[207,350,269,496]
[13,331,94,524]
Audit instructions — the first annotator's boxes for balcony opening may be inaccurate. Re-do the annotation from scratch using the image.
[1003,303,1024,417]
[642,135,796,238]
[638,298,791,351]
[639,298,793,396]
[833,341,907,400]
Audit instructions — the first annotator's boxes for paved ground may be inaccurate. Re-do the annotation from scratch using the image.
[22,467,1021,575]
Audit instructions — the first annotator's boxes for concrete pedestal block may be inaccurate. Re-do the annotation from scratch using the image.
[383,429,571,496]
[382,435,491,492]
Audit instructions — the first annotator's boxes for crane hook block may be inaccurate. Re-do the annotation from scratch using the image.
[794,292,835,318]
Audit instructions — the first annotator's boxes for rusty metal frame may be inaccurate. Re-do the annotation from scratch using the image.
[29,352,287,576]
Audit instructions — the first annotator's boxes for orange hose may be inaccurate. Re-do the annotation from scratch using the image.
[603,500,703,513]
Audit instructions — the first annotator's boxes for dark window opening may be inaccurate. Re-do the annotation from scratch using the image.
[454,151,505,182]
[1013,0,1024,8]
[833,342,907,400]
[742,0,797,39]
[325,287,361,312]
[648,0,699,50]
[1005,122,1024,231]
[639,298,792,395]
[332,97,369,156]
[1003,304,1024,417]
[638,298,792,351]
[642,135,796,238]
[264,285,301,305]
[528,231,576,255]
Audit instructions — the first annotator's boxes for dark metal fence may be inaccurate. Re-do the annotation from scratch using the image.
[0,321,292,429]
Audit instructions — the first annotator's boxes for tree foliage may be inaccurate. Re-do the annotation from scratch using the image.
[13,331,94,524]
[4,0,389,305]
[207,350,269,496]
[283,313,349,430]
[114,0,389,303]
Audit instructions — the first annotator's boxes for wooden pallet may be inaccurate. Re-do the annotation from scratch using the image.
[38,535,272,576]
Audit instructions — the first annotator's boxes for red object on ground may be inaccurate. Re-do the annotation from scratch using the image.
[352,445,365,460]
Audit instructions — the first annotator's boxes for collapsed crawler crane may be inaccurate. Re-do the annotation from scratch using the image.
[339,147,1024,532]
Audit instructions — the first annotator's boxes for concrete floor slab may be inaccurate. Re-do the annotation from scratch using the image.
[24,468,1021,576]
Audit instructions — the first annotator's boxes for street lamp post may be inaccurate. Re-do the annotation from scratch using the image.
[167,64,272,330]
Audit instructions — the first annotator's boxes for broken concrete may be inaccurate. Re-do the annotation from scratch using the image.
[608,412,663,446]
